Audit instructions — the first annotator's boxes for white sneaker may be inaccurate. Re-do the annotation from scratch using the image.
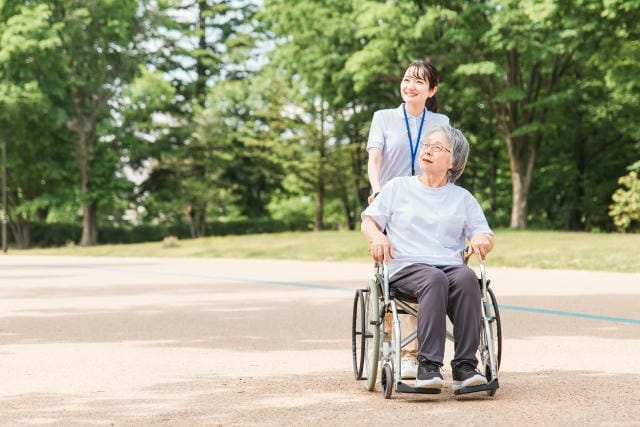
[400,358,418,379]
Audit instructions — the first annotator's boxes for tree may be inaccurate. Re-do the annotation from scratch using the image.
[111,65,176,225]
[260,0,372,229]
[442,0,640,228]
[0,2,74,247]
[135,0,258,237]
[343,0,640,229]
[49,0,147,245]
[192,69,291,222]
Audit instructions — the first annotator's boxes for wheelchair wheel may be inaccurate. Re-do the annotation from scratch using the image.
[363,279,381,391]
[351,289,366,380]
[480,287,502,396]
[487,287,502,369]
[380,363,393,399]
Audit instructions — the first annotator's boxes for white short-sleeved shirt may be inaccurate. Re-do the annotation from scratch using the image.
[361,176,493,278]
[367,105,450,187]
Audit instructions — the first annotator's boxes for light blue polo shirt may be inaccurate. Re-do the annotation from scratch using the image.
[367,104,450,187]
[361,176,493,278]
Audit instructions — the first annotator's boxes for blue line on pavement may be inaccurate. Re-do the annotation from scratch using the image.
[76,265,350,291]
[77,265,640,325]
[498,304,640,325]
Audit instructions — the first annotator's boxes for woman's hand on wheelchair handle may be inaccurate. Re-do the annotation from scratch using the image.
[370,236,394,263]
[467,233,494,263]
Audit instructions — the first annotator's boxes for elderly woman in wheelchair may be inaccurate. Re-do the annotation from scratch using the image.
[354,124,500,398]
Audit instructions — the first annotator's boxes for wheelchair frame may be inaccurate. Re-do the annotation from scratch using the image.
[351,262,501,399]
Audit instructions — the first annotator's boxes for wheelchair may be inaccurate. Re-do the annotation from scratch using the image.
[351,260,501,399]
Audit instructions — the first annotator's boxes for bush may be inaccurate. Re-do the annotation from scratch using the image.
[609,163,640,232]
[30,222,83,247]
[24,217,313,248]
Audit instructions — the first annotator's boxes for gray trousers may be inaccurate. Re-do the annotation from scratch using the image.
[390,263,481,368]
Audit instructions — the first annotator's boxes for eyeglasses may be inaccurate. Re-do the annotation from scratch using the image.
[420,142,451,153]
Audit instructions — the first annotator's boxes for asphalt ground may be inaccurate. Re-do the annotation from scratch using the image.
[0,256,638,426]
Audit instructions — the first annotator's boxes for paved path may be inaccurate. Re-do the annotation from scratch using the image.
[0,256,638,425]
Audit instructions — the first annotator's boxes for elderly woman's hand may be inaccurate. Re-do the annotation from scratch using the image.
[467,233,494,263]
[370,235,394,263]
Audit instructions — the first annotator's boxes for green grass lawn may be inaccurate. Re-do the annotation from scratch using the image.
[7,229,640,273]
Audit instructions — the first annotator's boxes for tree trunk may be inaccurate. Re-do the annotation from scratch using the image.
[489,149,498,213]
[8,214,30,248]
[188,204,206,238]
[348,137,369,208]
[314,100,327,231]
[340,191,355,230]
[80,202,98,246]
[506,135,537,228]
[314,180,324,231]
[67,91,105,246]
[509,168,528,228]
[568,132,586,230]
[76,128,98,246]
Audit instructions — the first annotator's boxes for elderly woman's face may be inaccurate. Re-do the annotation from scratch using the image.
[419,131,453,176]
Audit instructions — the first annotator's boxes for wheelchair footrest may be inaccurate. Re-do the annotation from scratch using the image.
[453,379,499,395]
[396,381,442,394]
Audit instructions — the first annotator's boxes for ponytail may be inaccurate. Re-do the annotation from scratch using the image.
[426,96,439,113]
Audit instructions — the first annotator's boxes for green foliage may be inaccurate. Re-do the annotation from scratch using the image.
[128,0,260,237]
[2,0,640,241]
[268,193,315,229]
[0,1,76,247]
[260,0,381,229]
[455,62,500,77]
[609,162,640,232]
[192,73,289,219]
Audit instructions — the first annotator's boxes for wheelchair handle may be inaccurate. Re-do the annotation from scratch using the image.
[382,262,390,305]
[479,262,488,299]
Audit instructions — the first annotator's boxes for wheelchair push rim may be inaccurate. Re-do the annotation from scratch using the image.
[351,289,366,380]
[351,281,382,390]
[479,286,502,396]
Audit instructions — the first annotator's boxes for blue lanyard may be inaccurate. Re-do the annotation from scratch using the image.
[402,103,426,176]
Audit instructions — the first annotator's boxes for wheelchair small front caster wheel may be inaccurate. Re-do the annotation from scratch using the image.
[381,363,393,399]
[485,366,497,396]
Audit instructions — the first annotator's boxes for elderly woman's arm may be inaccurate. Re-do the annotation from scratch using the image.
[361,215,394,263]
[467,232,494,263]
